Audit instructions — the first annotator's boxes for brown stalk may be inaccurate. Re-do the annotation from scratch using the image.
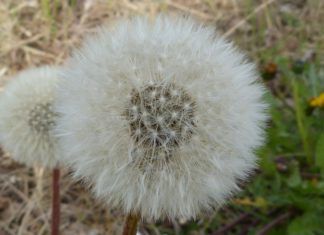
[122,213,140,235]
[256,212,291,235]
[51,168,60,235]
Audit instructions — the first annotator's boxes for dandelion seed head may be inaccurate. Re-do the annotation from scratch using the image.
[56,15,268,220]
[0,66,61,168]
[125,83,196,155]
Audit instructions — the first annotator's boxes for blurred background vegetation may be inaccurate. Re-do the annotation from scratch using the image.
[0,0,324,234]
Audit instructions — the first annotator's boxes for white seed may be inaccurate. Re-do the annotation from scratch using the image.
[144,120,151,126]
[171,112,178,119]
[170,130,176,137]
[142,111,148,117]
[159,96,166,104]
[171,89,178,96]
[135,129,141,135]
[151,131,158,138]
[151,90,157,98]
[184,103,191,110]
[131,105,138,112]
[157,116,163,123]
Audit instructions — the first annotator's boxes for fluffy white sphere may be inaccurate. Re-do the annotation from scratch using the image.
[56,16,267,220]
[0,66,60,169]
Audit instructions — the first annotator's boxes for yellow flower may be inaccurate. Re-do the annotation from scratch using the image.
[310,93,324,108]
[234,196,267,208]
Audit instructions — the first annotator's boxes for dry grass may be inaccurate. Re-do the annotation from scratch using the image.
[0,0,323,234]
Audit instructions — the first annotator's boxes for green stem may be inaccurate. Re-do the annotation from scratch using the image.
[41,0,51,20]
[291,78,312,163]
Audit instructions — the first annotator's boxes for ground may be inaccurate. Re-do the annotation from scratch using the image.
[0,0,324,235]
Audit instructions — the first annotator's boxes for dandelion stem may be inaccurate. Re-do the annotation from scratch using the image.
[122,213,139,235]
[52,168,60,235]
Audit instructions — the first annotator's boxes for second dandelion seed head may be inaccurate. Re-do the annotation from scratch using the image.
[0,66,61,168]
